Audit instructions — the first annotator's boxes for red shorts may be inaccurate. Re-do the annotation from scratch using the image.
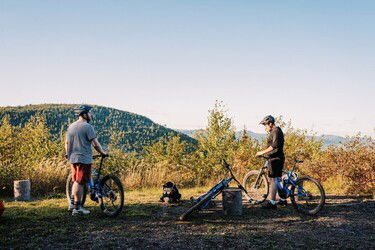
[71,164,91,184]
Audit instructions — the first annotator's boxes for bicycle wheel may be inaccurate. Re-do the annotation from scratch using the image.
[243,170,269,204]
[66,173,87,207]
[290,176,325,215]
[99,175,124,217]
[179,193,213,221]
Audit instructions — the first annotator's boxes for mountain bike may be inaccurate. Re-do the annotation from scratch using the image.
[179,160,252,221]
[66,154,124,217]
[243,156,325,215]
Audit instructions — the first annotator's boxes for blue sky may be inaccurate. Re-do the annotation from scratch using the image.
[1,1,374,136]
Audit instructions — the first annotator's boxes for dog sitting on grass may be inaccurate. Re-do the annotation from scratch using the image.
[159,182,181,203]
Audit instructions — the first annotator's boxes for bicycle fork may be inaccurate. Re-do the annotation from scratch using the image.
[253,170,264,189]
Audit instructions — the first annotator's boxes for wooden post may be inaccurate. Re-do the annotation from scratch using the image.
[222,188,242,216]
[14,180,31,201]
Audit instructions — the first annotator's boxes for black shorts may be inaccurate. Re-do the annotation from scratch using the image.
[268,158,284,178]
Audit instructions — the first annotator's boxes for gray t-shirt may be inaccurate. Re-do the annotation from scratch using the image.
[66,120,97,164]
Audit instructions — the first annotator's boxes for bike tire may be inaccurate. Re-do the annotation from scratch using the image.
[99,175,124,218]
[243,170,269,204]
[66,173,87,207]
[179,193,213,221]
[290,176,325,215]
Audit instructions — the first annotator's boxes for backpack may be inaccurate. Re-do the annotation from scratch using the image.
[159,182,181,203]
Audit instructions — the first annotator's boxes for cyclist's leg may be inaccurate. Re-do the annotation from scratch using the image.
[72,182,83,205]
[71,164,91,215]
[269,177,277,201]
[263,159,283,208]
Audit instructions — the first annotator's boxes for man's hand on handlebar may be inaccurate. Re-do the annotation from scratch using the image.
[93,153,109,159]
[255,153,269,160]
[255,151,263,157]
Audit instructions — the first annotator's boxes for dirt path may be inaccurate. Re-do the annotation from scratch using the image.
[1,194,374,249]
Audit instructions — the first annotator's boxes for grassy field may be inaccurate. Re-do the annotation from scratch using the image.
[1,188,374,249]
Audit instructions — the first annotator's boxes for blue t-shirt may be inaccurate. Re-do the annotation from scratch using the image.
[66,120,97,164]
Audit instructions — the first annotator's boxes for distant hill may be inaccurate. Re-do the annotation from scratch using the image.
[177,129,346,147]
[0,104,197,152]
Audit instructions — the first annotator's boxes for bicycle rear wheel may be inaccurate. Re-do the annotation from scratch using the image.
[99,175,124,217]
[66,173,87,207]
[243,170,269,204]
[290,176,325,215]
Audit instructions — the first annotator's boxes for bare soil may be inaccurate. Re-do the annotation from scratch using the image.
[1,191,374,249]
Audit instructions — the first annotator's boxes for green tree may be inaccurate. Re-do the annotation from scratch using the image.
[273,117,323,171]
[0,116,19,194]
[15,115,60,174]
[194,101,237,183]
[233,127,262,175]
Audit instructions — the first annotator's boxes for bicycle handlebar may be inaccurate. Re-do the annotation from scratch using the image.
[257,155,270,160]
[258,155,304,164]
[93,154,109,160]
[222,159,230,170]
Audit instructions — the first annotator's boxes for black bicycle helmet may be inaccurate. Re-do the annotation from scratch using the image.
[259,115,275,125]
[74,104,93,116]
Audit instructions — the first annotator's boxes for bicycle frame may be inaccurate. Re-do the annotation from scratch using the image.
[193,160,252,209]
[256,157,307,199]
[253,161,269,189]
[87,155,106,201]
[193,177,232,209]
[276,172,297,198]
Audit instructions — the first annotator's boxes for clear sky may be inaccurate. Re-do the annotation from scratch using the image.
[1,1,374,136]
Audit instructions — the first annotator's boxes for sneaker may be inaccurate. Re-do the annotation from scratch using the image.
[277,199,288,206]
[72,206,91,215]
[261,201,277,209]
[68,203,75,212]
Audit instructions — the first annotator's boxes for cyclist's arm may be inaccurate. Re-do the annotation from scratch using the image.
[64,135,69,157]
[92,138,107,155]
[256,146,274,156]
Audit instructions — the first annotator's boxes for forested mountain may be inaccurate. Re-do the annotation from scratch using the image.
[178,129,346,147]
[0,104,196,152]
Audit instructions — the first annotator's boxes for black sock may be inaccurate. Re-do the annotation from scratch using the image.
[70,196,74,206]
[74,202,81,209]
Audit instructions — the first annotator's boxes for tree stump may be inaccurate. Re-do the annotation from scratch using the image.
[222,188,242,216]
[14,180,31,201]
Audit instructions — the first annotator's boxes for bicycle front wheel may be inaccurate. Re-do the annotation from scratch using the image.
[99,175,124,217]
[243,170,269,204]
[290,176,325,215]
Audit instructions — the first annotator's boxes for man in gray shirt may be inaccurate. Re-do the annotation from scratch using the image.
[65,105,107,215]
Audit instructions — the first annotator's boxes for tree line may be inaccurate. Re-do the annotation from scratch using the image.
[0,102,373,196]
